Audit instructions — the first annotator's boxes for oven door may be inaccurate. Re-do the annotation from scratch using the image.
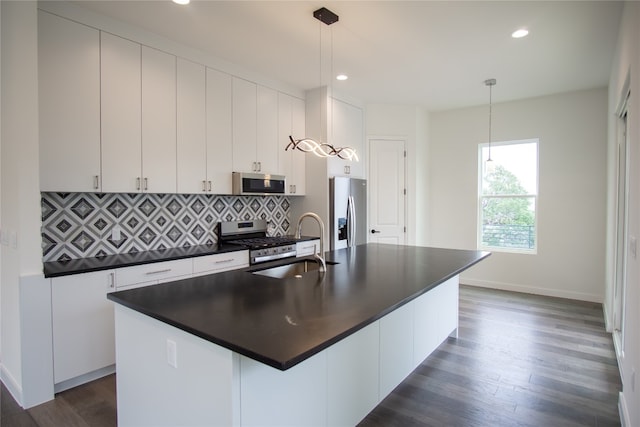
[232,172,286,195]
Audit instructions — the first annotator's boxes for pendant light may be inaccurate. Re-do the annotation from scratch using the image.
[286,7,359,162]
[485,78,496,173]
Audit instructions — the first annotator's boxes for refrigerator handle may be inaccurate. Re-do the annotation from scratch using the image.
[347,196,356,247]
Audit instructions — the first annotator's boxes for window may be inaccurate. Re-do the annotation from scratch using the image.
[478,139,538,253]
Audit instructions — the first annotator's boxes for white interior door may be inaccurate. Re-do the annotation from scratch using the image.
[369,139,406,245]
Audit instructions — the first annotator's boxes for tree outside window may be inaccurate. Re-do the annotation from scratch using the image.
[478,140,538,253]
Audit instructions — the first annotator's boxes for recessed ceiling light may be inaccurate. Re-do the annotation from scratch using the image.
[336,74,348,81]
[172,0,190,5]
[512,29,529,39]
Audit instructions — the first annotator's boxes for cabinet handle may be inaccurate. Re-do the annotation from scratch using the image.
[214,258,234,264]
[202,180,207,192]
[208,181,212,191]
[109,272,115,289]
[145,268,172,276]
[258,162,261,172]
[136,177,141,191]
[293,184,296,194]
[144,177,148,191]
[93,175,100,190]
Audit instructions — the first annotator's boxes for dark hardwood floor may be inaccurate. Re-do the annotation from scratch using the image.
[2,285,621,426]
[359,285,622,427]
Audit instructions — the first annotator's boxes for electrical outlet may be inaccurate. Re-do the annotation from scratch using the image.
[167,339,177,368]
[0,230,9,246]
[112,225,122,241]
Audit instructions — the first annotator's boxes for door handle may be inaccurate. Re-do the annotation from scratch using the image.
[371,229,381,234]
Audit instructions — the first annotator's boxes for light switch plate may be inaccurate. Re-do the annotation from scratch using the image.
[630,236,637,259]
[167,339,177,368]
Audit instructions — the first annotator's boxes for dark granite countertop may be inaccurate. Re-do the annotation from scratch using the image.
[107,243,489,370]
[43,236,320,278]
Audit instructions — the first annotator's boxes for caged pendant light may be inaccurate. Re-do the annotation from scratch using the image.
[485,78,496,173]
[286,7,359,162]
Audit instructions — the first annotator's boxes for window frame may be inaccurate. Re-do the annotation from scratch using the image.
[477,138,539,254]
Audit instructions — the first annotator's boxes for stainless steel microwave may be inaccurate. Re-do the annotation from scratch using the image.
[232,172,286,195]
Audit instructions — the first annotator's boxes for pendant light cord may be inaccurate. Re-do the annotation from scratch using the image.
[485,78,496,162]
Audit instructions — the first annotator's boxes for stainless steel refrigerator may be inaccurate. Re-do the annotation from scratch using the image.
[329,177,367,250]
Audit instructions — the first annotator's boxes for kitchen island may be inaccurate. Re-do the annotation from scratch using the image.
[108,243,489,426]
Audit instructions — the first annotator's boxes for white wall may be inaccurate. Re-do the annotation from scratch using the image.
[428,88,608,302]
[365,104,428,246]
[1,1,47,407]
[606,2,640,426]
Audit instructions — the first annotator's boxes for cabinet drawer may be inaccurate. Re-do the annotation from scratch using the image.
[296,240,319,257]
[193,251,249,275]
[116,259,192,289]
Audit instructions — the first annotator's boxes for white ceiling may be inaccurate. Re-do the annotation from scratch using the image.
[71,0,623,111]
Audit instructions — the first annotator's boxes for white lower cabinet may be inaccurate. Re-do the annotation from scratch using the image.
[50,253,250,391]
[115,259,193,291]
[296,239,320,257]
[192,251,249,277]
[51,270,116,387]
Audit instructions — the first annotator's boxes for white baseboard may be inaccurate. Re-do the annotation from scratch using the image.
[1,363,24,408]
[603,301,613,333]
[54,365,115,393]
[461,278,603,303]
[619,391,630,427]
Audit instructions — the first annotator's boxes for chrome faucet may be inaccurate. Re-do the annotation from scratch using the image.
[295,212,326,272]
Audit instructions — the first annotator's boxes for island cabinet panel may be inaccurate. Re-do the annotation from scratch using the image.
[38,11,101,192]
[413,276,459,365]
[327,322,380,426]
[379,300,415,397]
[114,305,239,427]
[51,270,116,387]
[240,354,328,427]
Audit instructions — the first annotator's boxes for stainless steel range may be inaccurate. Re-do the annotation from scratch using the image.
[217,220,298,265]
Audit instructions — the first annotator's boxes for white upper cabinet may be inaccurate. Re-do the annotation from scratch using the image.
[38,12,304,195]
[256,85,279,174]
[142,46,177,193]
[38,11,101,192]
[206,68,234,194]
[291,97,307,194]
[232,77,258,173]
[278,93,306,195]
[232,78,279,175]
[327,98,365,178]
[101,32,142,193]
[177,58,207,194]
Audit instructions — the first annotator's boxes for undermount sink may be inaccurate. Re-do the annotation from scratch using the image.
[251,259,338,279]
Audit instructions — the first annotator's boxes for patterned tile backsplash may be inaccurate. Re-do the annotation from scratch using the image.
[41,192,291,262]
